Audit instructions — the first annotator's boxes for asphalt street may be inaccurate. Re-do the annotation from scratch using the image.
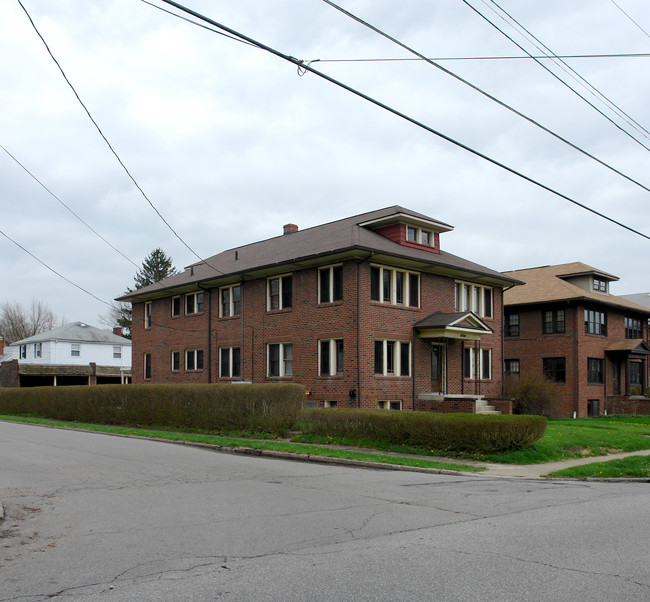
[1,421,648,601]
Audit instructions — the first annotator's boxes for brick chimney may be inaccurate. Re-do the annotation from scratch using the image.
[283,223,298,235]
[0,336,4,356]
[113,327,123,337]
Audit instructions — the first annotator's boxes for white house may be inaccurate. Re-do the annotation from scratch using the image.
[1,322,132,387]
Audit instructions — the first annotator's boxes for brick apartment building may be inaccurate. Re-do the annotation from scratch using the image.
[121,206,519,412]
[502,263,650,418]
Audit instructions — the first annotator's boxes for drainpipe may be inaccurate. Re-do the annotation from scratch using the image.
[356,259,363,408]
[199,285,212,383]
[412,327,417,411]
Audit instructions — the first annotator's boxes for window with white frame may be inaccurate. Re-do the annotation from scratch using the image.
[504,359,520,381]
[267,343,293,377]
[34,343,42,358]
[319,265,343,304]
[71,344,80,357]
[185,349,204,371]
[113,346,121,359]
[144,301,152,329]
[220,347,241,378]
[454,282,493,318]
[267,275,292,311]
[171,350,180,372]
[171,296,181,318]
[370,266,419,307]
[374,340,410,377]
[319,339,344,376]
[220,284,241,318]
[185,292,205,315]
[406,225,433,246]
[144,352,151,379]
[19,345,27,359]
[463,347,492,380]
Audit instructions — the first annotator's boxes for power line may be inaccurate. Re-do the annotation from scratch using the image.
[609,0,650,39]
[483,0,650,141]
[16,0,221,274]
[315,52,650,63]
[151,0,650,242]
[321,0,650,196]
[0,228,111,307]
[1,143,141,271]
[461,0,650,151]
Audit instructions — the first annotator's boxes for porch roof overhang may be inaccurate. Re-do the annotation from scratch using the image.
[605,339,650,358]
[414,311,492,341]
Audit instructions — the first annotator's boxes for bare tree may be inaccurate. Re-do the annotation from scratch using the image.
[0,300,63,345]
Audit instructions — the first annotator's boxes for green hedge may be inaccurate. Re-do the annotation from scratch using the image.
[0,383,305,433]
[300,409,547,453]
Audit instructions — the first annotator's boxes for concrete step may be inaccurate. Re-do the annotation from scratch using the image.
[475,399,501,415]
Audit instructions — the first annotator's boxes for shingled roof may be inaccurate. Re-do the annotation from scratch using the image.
[10,322,131,347]
[503,262,650,315]
[120,206,520,303]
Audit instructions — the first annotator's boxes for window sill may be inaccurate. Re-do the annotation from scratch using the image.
[369,301,420,311]
[218,314,241,321]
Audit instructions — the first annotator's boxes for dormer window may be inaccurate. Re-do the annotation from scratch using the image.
[406,225,433,246]
[593,278,607,293]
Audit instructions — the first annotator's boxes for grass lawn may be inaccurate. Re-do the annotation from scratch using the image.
[547,455,650,478]
[479,415,650,464]
[3,413,650,471]
[0,414,483,473]
[293,415,650,465]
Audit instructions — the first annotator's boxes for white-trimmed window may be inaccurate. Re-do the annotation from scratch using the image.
[34,343,42,358]
[319,265,343,304]
[463,347,492,380]
[220,285,241,318]
[19,345,27,359]
[144,301,152,329]
[378,400,403,410]
[185,292,205,315]
[454,282,493,319]
[171,296,181,317]
[374,340,411,377]
[113,346,121,359]
[267,343,293,377]
[171,350,180,372]
[267,275,292,311]
[185,349,204,371]
[144,352,151,379]
[71,344,80,357]
[406,226,433,246]
[370,266,419,307]
[319,339,344,376]
[220,347,241,378]
[323,400,338,408]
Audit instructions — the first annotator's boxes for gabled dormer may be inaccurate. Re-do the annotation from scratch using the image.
[359,210,453,254]
[556,266,619,295]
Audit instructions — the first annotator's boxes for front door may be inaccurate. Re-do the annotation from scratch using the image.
[431,344,446,394]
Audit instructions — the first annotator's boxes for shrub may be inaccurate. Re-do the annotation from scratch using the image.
[0,383,304,433]
[300,409,547,453]
[505,373,557,417]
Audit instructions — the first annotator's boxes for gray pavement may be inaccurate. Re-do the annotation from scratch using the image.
[1,420,649,601]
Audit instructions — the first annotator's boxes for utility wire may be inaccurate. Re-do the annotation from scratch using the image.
[1,144,140,271]
[0,228,111,307]
[316,52,650,63]
[484,0,650,142]
[609,0,650,39]
[16,0,220,273]
[461,0,650,152]
[152,0,650,242]
[322,0,650,196]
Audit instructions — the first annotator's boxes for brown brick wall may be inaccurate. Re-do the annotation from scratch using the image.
[504,302,649,417]
[132,259,507,411]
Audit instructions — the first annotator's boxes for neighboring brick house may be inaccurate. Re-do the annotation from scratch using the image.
[502,263,650,418]
[0,322,132,387]
[120,206,519,413]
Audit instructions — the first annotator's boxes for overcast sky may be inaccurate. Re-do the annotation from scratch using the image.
[2,0,649,328]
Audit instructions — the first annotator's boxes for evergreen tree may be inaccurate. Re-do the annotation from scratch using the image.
[99,249,177,338]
